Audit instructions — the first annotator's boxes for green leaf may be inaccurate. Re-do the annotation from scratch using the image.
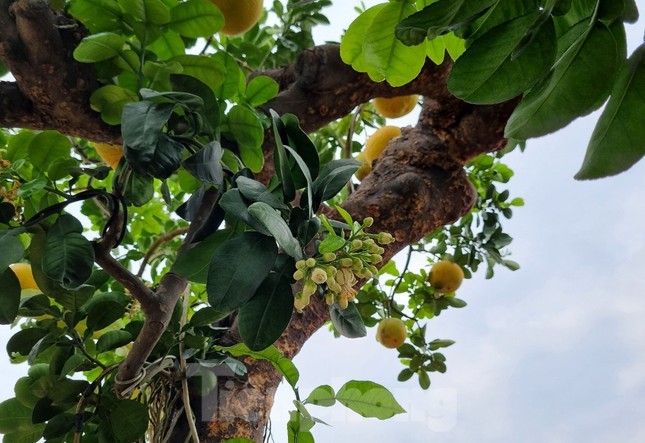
[236,176,288,210]
[245,76,279,106]
[182,140,224,185]
[85,292,130,331]
[228,105,264,173]
[118,0,170,24]
[189,307,228,327]
[3,425,45,443]
[310,159,361,211]
[207,232,278,312]
[6,328,48,357]
[27,131,72,172]
[126,133,184,179]
[329,302,367,338]
[121,101,175,150]
[428,339,455,350]
[0,231,24,273]
[238,272,294,351]
[395,0,496,45]
[122,171,154,206]
[336,380,406,419]
[109,400,149,443]
[270,110,296,202]
[90,85,138,125]
[68,0,122,33]
[282,113,320,182]
[218,343,299,387]
[0,268,21,324]
[304,385,336,407]
[42,215,94,289]
[219,189,271,235]
[248,202,303,260]
[297,217,321,246]
[283,145,314,216]
[0,398,36,433]
[317,235,345,254]
[43,413,76,440]
[398,368,415,381]
[168,0,223,37]
[362,2,427,87]
[171,74,221,134]
[448,13,557,104]
[170,54,226,93]
[575,44,645,179]
[96,330,133,353]
[148,30,185,60]
[73,32,126,63]
[16,177,46,198]
[212,51,242,100]
[506,22,620,139]
[340,4,387,71]
[335,205,354,228]
[139,88,204,107]
[173,229,233,283]
[55,284,94,312]
[463,0,540,40]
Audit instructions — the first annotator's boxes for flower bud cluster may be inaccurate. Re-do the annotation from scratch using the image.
[293,217,395,313]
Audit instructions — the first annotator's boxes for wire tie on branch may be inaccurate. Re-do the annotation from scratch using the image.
[115,355,177,398]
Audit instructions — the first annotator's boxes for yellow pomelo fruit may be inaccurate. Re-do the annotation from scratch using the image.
[373,95,418,119]
[211,0,264,36]
[354,152,372,181]
[376,318,407,349]
[364,126,401,165]
[429,260,464,294]
[95,143,123,169]
[9,263,40,291]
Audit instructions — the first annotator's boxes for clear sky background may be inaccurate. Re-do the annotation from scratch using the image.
[1,2,644,443]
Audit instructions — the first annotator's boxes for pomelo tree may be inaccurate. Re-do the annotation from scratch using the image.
[0,0,642,441]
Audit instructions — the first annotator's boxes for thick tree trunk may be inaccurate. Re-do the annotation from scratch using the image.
[192,51,517,441]
[0,5,517,441]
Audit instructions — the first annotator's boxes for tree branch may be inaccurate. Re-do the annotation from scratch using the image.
[0,0,119,141]
[114,187,220,397]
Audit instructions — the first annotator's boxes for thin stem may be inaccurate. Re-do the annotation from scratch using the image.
[389,245,413,299]
[72,332,107,370]
[179,286,200,443]
[344,105,363,194]
[137,227,189,277]
[199,36,213,55]
[74,363,120,443]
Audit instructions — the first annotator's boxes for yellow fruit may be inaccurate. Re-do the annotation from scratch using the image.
[373,95,418,119]
[94,143,123,169]
[9,263,40,291]
[211,0,264,35]
[364,126,402,165]
[354,152,372,181]
[429,260,464,294]
[376,318,407,349]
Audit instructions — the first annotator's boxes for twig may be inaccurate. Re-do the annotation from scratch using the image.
[178,285,200,443]
[388,246,415,320]
[344,105,363,194]
[137,227,189,277]
[74,363,120,443]
[94,244,157,310]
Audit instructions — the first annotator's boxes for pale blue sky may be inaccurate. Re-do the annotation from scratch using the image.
[1,2,644,443]
[270,2,645,442]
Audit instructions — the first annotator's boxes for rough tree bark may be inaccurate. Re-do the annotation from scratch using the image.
[0,3,516,442]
